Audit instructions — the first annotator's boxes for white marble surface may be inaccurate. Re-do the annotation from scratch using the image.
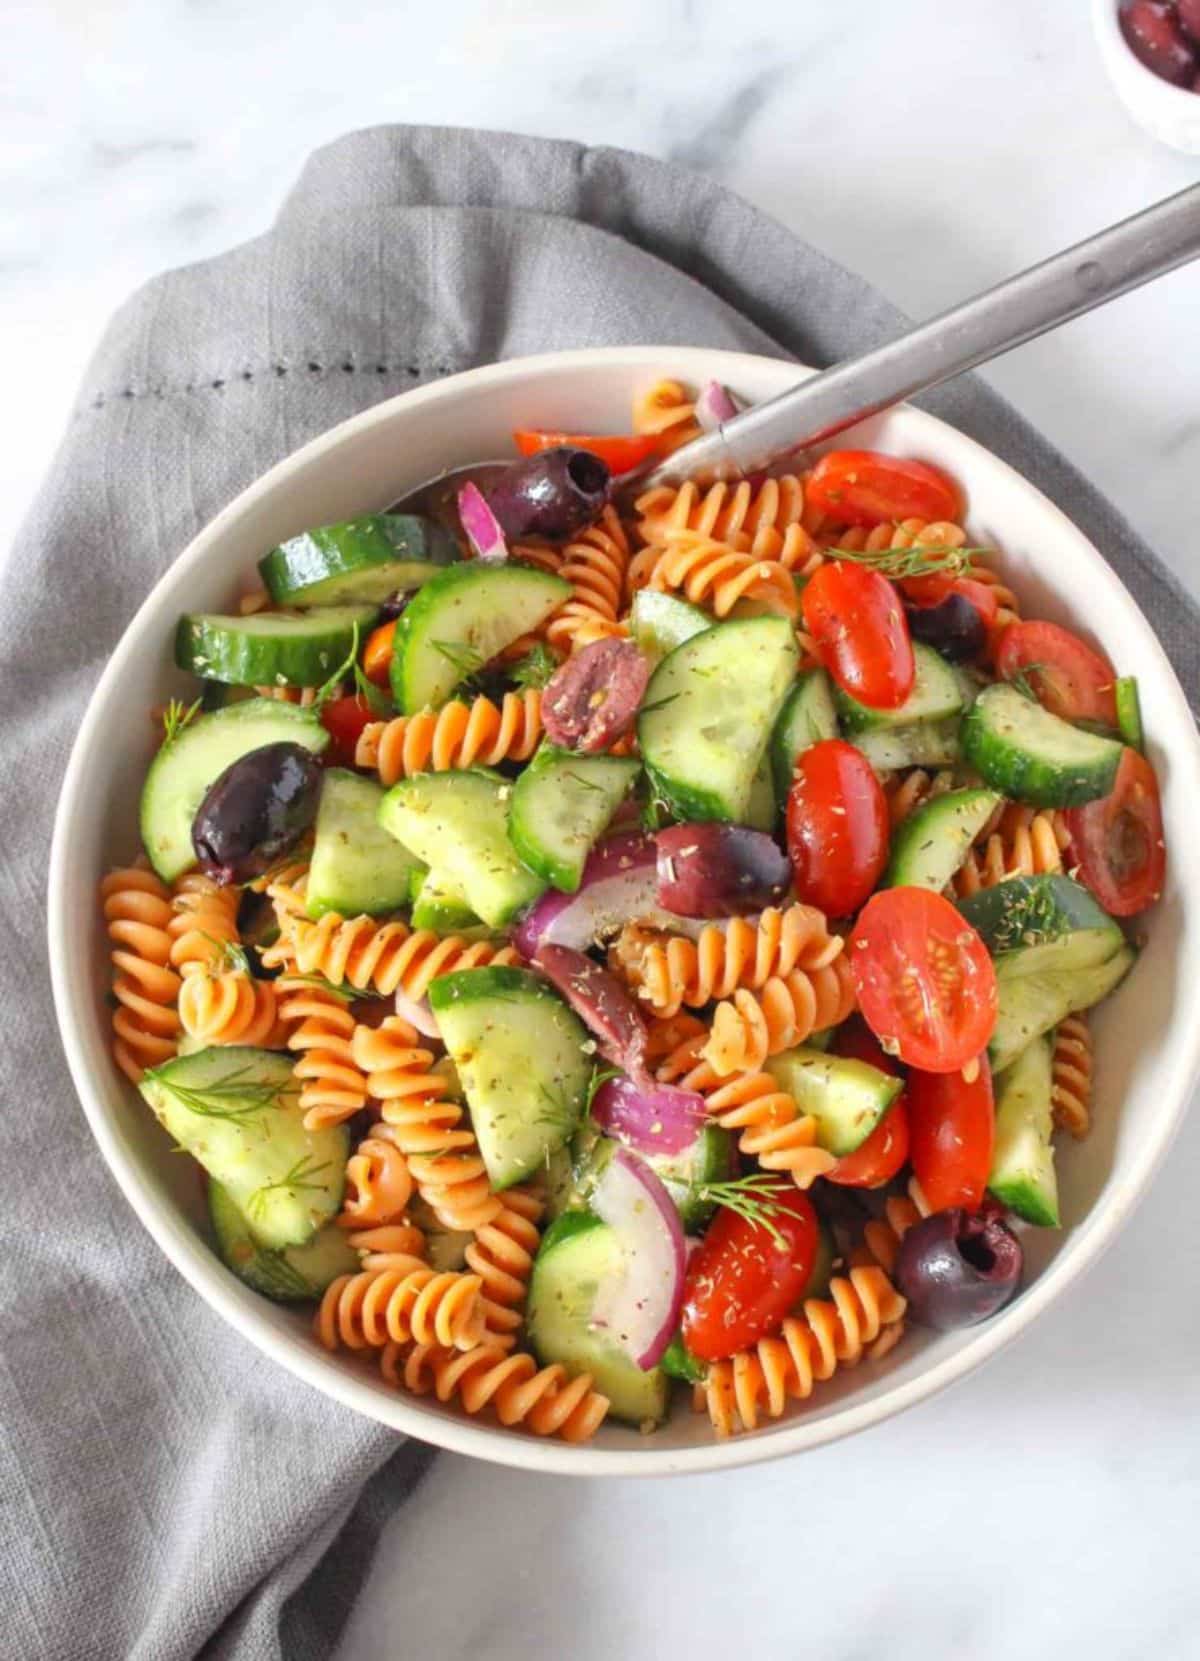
[9,1,1200,1656]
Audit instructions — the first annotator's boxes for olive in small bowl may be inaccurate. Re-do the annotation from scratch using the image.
[192,741,323,884]
[895,1206,1023,1331]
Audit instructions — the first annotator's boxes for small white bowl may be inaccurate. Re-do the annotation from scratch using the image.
[49,346,1200,1476]
[1093,0,1200,152]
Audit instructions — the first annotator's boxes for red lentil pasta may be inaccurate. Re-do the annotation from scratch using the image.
[99,374,1159,1447]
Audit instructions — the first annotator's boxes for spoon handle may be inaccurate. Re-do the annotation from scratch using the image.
[637,181,1200,488]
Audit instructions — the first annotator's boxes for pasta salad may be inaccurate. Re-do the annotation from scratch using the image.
[101,378,1165,1443]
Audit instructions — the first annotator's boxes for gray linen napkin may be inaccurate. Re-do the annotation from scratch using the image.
[4,123,1196,1661]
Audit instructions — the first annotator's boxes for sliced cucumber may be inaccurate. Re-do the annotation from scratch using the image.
[957,875,1125,978]
[660,1334,707,1385]
[393,563,569,713]
[884,787,1002,891]
[836,644,964,734]
[638,616,799,822]
[988,1037,1059,1227]
[508,745,640,892]
[852,718,962,772]
[176,605,379,688]
[258,514,458,607]
[629,589,710,665]
[526,1211,670,1426]
[989,946,1133,1072]
[140,698,329,882]
[764,1046,902,1156]
[567,1121,735,1231]
[744,757,776,832]
[140,1047,348,1249]
[542,1142,578,1223]
[307,769,422,919]
[963,683,1123,807]
[1115,676,1144,753]
[209,1179,358,1301]
[408,867,479,933]
[428,966,592,1189]
[770,668,839,800]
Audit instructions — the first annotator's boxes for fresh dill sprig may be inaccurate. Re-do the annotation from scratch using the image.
[247,1154,334,1222]
[274,971,357,1004]
[161,697,202,747]
[833,543,989,581]
[1006,662,1051,704]
[584,1064,622,1114]
[694,1172,794,1248]
[563,770,606,794]
[433,639,486,680]
[509,642,558,690]
[311,620,389,716]
[204,934,252,976]
[142,1062,293,1125]
[638,692,680,717]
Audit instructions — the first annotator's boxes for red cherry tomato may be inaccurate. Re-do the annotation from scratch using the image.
[801,561,915,710]
[899,573,1000,633]
[995,620,1118,728]
[823,1018,910,1187]
[786,739,889,917]
[320,693,375,768]
[907,1059,996,1213]
[807,450,963,528]
[848,888,998,1073]
[511,429,662,474]
[681,1184,818,1362]
[1064,747,1166,917]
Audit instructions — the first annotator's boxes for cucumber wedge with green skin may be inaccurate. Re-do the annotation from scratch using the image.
[957,875,1125,978]
[770,668,839,800]
[852,718,962,772]
[764,1046,903,1155]
[140,698,329,882]
[885,787,1002,891]
[209,1179,359,1301]
[258,515,458,607]
[988,1037,1059,1227]
[836,644,964,734]
[989,946,1133,1072]
[392,563,570,713]
[307,769,423,919]
[140,1047,348,1249]
[408,867,480,933]
[429,966,592,1189]
[744,757,777,832]
[508,745,641,892]
[629,589,711,665]
[963,683,1123,807]
[379,769,545,928]
[565,1121,735,1231]
[526,1211,670,1425]
[176,605,380,688]
[1115,676,1144,753]
[660,1334,707,1384]
[638,616,799,822]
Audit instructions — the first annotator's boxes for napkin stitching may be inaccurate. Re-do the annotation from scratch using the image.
[77,358,468,416]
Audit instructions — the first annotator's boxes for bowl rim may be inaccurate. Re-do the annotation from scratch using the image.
[1092,0,1200,106]
[49,343,1200,1476]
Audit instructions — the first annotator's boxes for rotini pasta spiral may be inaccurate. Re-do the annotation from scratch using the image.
[1051,1013,1093,1139]
[167,872,241,974]
[465,1186,544,1340]
[263,860,311,922]
[951,804,1071,898]
[274,975,368,1131]
[631,379,699,452]
[351,1016,504,1232]
[963,559,1021,633]
[383,1341,610,1442]
[101,867,181,1082]
[543,508,633,655]
[346,1220,428,1263]
[854,1178,932,1277]
[611,905,845,1018]
[356,690,543,785]
[268,912,519,1003]
[699,1266,907,1436]
[830,518,967,556]
[883,768,961,828]
[178,972,281,1047]
[338,1135,414,1228]
[642,529,798,619]
[700,956,858,1076]
[636,474,821,556]
[316,1258,486,1352]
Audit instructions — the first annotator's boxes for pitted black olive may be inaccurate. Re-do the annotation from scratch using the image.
[485,447,611,542]
[192,742,322,884]
[895,1206,1023,1330]
[905,591,987,662]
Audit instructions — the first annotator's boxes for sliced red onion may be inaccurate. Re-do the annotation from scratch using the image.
[394,987,440,1039]
[514,831,704,957]
[592,1075,708,1157]
[694,380,741,431]
[533,943,647,1071]
[590,1148,686,1370]
[457,480,508,561]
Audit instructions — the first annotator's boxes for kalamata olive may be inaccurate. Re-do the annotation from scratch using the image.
[655,823,792,917]
[542,638,649,752]
[534,943,648,1071]
[376,591,411,623]
[905,590,987,662]
[895,1206,1023,1331]
[192,742,322,884]
[1181,0,1200,44]
[1119,0,1196,84]
[485,447,611,542]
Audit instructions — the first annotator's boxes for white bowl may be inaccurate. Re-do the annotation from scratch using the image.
[49,345,1200,1476]
[1093,0,1200,152]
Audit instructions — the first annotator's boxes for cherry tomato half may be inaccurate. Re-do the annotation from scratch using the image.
[512,429,663,474]
[1064,747,1166,917]
[907,1059,996,1213]
[848,888,998,1073]
[786,739,889,917]
[995,620,1118,728]
[320,693,375,768]
[681,1184,818,1362]
[363,620,397,687]
[825,1021,910,1188]
[801,560,915,710]
[807,450,963,528]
